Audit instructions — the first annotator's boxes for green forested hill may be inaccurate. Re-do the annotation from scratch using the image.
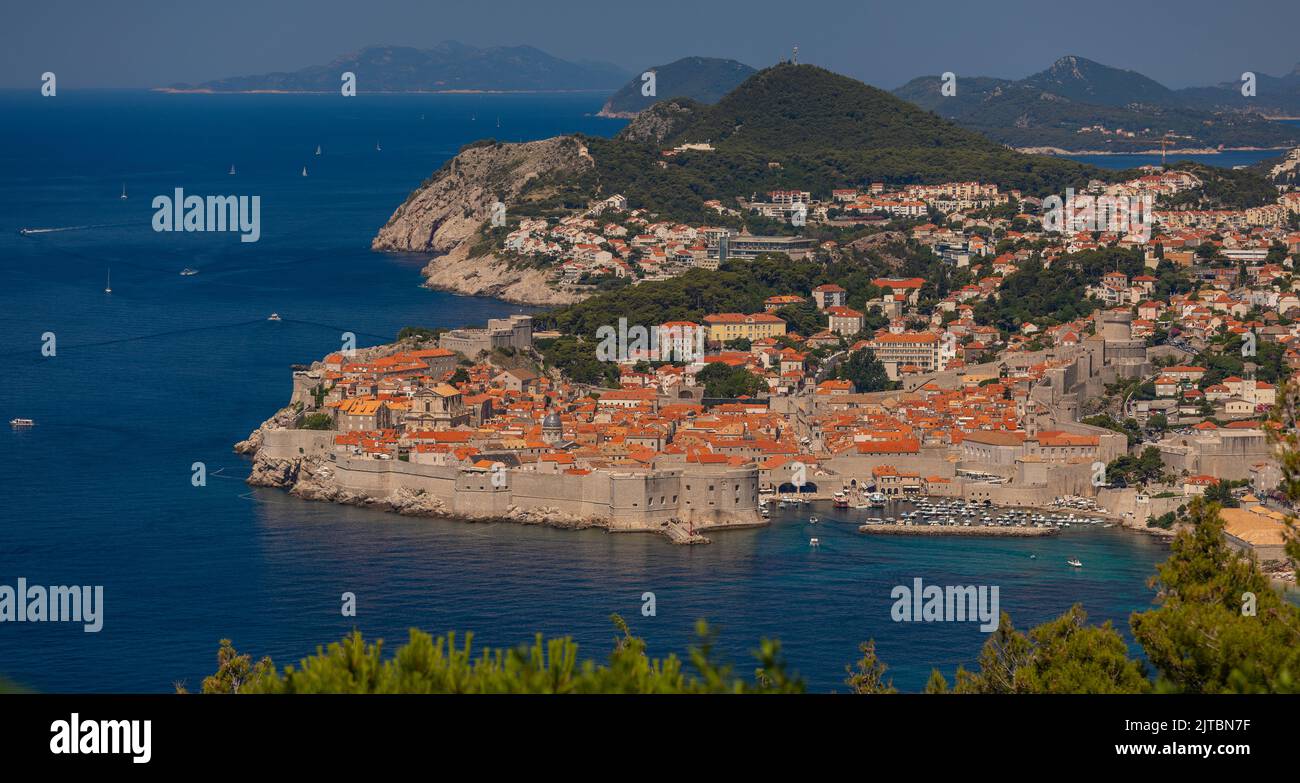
[892,56,1300,152]
[564,64,1114,223]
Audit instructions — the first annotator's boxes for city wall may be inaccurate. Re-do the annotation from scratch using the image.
[257,429,762,532]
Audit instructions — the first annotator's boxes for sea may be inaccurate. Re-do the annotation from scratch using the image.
[0,89,1221,693]
[1063,124,1300,169]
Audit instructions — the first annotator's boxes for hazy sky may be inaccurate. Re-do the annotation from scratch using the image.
[3,0,1298,90]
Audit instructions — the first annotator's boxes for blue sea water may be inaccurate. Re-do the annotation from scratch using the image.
[0,90,1176,694]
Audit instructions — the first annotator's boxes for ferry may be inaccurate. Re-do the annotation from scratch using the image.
[180,267,199,276]
[267,313,282,321]
[9,418,35,427]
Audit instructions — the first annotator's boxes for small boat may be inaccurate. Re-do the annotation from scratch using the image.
[809,538,820,547]
[104,268,112,294]
[9,418,35,427]
[375,142,382,152]
[301,166,308,177]
[267,313,281,321]
[1029,554,1037,560]
[315,145,321,156]
[808,516,819,524]
[120,183,127,200]
[1067,558,1082,568]
[229,164,236,175]
[180,267,199,276]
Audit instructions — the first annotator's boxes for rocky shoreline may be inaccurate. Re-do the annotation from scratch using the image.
[370,136,595,307]
[1018,144,1288,156]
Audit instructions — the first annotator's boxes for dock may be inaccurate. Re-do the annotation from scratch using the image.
[858,523,1058,537]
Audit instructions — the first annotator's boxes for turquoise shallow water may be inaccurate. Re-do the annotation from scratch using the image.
[0,91,1173,693]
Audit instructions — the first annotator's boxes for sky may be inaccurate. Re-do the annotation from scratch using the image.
[2,0,1298,90]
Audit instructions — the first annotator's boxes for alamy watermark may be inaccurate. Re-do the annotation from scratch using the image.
[50,713,151,764]
[595,319,707,363]
[0,578,103,632]
[152,188,261,243]
[891,577,999,632]
[1042,188,1153,242]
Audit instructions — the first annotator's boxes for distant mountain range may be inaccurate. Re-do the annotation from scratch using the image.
[165,41,630,92]
[598,57,756,117]
[893,55,1300,153]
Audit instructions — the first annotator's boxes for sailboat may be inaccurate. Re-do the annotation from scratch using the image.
[104,268,112,294]
[315,145,321,156]
[301,166,308,177]
[119,183,127,200]
[375,142,382,152]
[229,164,236,175]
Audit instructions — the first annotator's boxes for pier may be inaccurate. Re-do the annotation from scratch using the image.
[858,523,1059,537]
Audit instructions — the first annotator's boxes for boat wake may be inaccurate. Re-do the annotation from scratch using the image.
[18,223,131,235]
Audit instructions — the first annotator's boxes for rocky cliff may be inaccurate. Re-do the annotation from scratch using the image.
[614,99,699,145]
[372,136,595,305]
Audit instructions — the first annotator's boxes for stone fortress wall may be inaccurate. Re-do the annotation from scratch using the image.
[256,430,763,532]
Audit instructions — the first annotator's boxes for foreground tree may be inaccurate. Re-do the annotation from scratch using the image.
[946,607,1149,694]
[202,617,803,695]
[1129,498,1299,693]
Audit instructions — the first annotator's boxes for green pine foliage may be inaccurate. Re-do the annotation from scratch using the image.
[203,617,802,694]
